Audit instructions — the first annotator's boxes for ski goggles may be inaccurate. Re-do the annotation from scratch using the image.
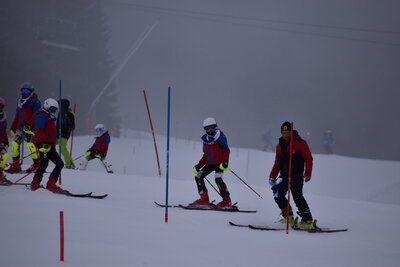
[48,106,58,113]
[204,125,217,132]
[21,88,32,94]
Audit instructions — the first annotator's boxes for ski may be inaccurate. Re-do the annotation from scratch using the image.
[154,201,181,208]
[53,191,108,199]
[0,182,31,186]
[291,226,348,233]
[60,191,108,199]
[87,194,108,199]
[229,221,347,232]
[229,222,284,230]
[154,201,256,213]
[179,204,256,213]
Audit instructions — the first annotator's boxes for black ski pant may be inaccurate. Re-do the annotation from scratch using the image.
[33,147,64,182]
[274,175,312,221]
[194,164,230,197]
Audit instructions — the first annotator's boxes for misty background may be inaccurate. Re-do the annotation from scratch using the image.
[1,0,399,161]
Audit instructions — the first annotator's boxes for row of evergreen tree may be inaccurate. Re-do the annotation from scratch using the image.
[0,0,120,136]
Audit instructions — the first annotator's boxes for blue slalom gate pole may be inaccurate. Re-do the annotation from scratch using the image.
[58,80,62,156]
[165,87,171,223]
[58,80,62,185]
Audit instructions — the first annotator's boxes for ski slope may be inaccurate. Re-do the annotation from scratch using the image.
[1,130,400,267]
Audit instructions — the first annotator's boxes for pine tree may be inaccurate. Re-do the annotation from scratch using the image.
[0,0,120,136]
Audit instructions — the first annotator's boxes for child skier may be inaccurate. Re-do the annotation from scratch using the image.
[7,82,41,173]
[190,117,232,208]
[0,97,11,185]
[56,98,76,168]
[30,98,67,193]
[78,124,113,173]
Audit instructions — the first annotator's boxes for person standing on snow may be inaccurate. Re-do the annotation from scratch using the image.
[190,117,232,208]
[56,98,76,169]
[269,121,314,229]
[78,124,113,173]
[7,82,41,173]
[30,98,67,193]
[0,97,12,184]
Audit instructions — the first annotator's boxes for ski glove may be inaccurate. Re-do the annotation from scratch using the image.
[94,151,103,159]
[193,165,200,175]
[23,125,35,135]
[269,177,283,198]
[219,161,229,171]
[85,150,92,157]
[39,143,51,153]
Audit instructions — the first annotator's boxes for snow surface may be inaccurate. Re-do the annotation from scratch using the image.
[1,130,400,267]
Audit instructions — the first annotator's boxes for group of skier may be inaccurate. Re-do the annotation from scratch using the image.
[1,82,316,229]
[0,82,113,193]
[189,118,315,229]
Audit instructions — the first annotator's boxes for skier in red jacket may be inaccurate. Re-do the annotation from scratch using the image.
[78,124,113,173]
[30,98,67,193]
[0,97,11,184]
[7,82,41,173]
[269,122,314,229]
[190,117,232,208]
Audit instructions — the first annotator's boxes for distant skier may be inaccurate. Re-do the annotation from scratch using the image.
[269,122,314,229]
[30,98,67,193]
[78,124,113,173]
[190,117,232,208]
[262,130,276,152]
[56,98,76,169]
[0,97,11,185]
[7,82,41,173]
[323,130,334,154]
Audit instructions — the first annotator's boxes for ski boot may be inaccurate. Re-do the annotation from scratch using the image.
[278,215,295,226]
[215,195,233,209]
[78,158,89,170]
[25,159,41,173]
[46,178,68,194]
[296,220,315,230]
[65,163,76,169]
[30,178,42,191]
[6,157,22,173]
[189,192,210,206]
[0,170,11,185]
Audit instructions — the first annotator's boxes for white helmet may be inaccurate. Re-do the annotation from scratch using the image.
[43,98,59,113]
[203,117,217,128]
[95,124,106,136]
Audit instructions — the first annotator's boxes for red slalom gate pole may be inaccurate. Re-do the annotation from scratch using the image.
[13,170,34,184]
[60,211,64,261]
[143,90,162,177]
[286,122,294,234]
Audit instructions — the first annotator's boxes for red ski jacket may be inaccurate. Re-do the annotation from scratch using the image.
[0,114,8,145]
[33,109,57,147]
[89,132,110,157]
[197,130,230,167]
[269,132,313,179]
[11,93,41,131]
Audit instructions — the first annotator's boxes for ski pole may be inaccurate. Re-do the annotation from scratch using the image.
[204,177,222,197]
[227,168,263,199]
[13,169,35,185]
[286,122,294,234]
[73,154,85,161]
[3,152,34,170]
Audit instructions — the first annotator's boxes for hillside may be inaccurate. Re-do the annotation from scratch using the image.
[1,131,399,267]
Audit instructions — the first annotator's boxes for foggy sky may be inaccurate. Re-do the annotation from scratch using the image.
[2,0,400,161]
[103,0,400,160]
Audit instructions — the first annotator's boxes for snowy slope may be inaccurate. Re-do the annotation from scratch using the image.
[1,131,400,267]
